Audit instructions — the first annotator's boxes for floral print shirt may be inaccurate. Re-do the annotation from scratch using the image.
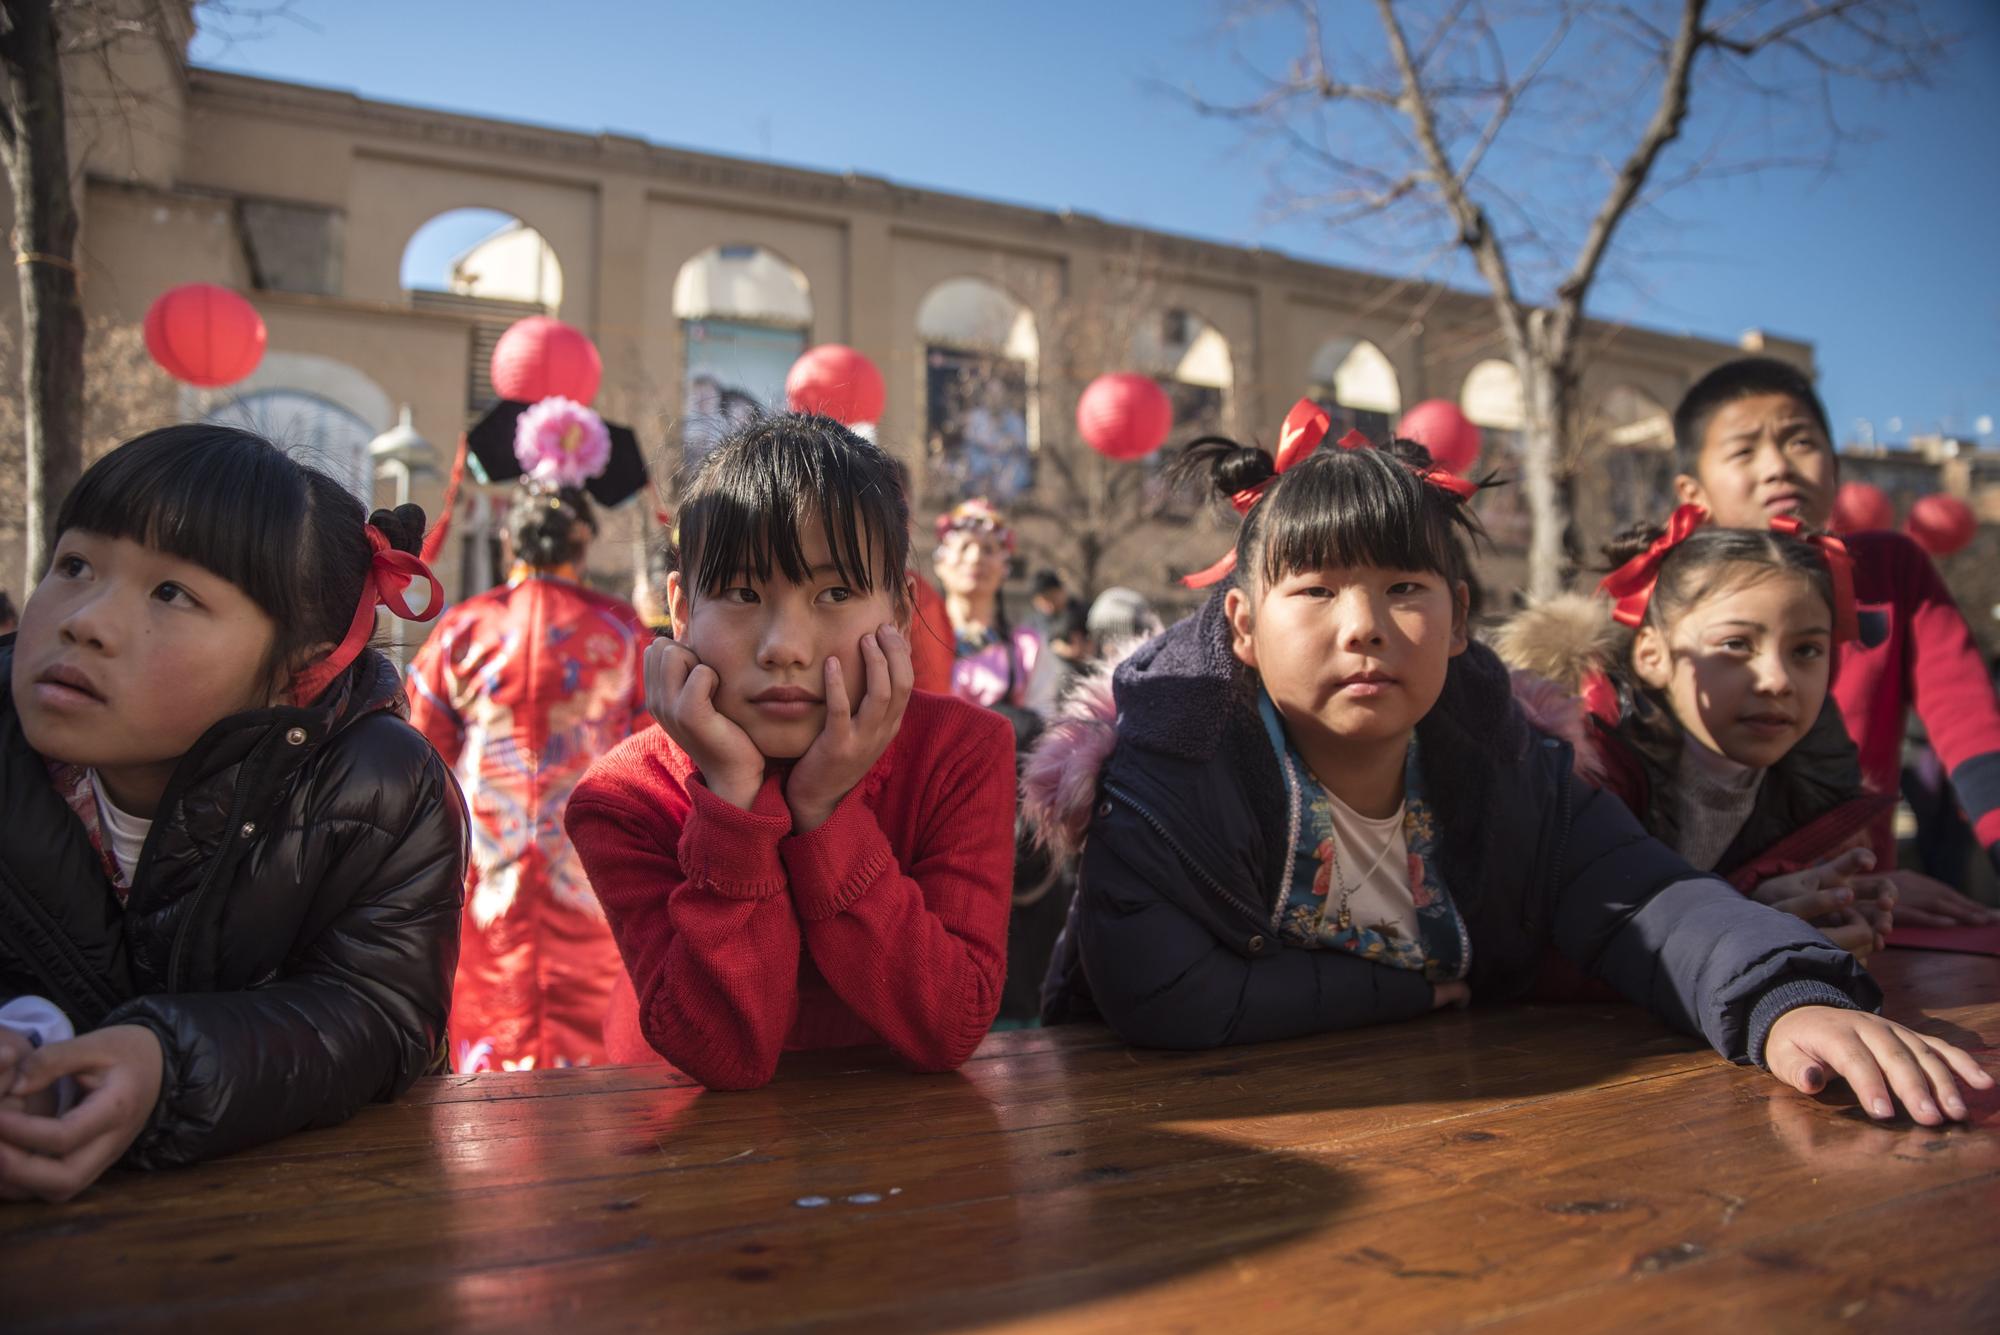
[1257,692,1471,982]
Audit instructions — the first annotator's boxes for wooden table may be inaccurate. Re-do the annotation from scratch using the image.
[8,949,1997,1333]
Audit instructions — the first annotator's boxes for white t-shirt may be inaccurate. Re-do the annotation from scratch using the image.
[1322,786,1419,944]
[88,768,153,886]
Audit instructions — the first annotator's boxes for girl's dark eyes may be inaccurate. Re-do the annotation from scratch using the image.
[55,554,88,577]
[1794,642,1827,661]
[1388,581,1424,596]
[721,587,759,605]
[818,586,854,605]
[152,582,196,607]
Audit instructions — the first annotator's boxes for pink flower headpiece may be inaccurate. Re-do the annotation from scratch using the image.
[514,396,611,489]
[935,497,1017,553]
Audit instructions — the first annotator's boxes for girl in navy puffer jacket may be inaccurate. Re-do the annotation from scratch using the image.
[1025,400,1990,1126]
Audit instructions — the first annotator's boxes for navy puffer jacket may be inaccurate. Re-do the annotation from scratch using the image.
[1030,590,1878,1063]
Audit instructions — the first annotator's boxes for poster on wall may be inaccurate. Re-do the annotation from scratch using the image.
[681,318,807,475]
[925,346,1033,505]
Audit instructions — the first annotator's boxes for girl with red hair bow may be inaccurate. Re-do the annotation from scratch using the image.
[1495,507,1897,960]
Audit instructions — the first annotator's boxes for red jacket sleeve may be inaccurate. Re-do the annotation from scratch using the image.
[566,773,803,1090]
[404,626,465,769]
[1896,544,2000,855]
[777,716,1013,1072]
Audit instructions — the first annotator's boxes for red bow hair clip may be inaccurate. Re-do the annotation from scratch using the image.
[290,525,446,706]
[1181,400,1480,589]
[1597,504,1707,628]
[1770,514,1861,643]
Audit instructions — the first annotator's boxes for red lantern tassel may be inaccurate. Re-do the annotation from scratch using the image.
[420,433,470,566]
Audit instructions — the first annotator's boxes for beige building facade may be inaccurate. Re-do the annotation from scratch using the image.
[2,13,1812,617]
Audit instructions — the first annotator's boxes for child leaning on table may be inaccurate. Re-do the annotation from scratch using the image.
[565,413,1018,1091]
[1024,401,1991,1124]
[1495,513,1897,961]
[0,424,468,1202]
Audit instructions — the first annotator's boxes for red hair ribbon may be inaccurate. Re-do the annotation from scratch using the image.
[1182,399,1332,589]
[1597,503,1707,628]
[290,526,446,706]
[1770,514,1860,643]
[1183,400,1480,589]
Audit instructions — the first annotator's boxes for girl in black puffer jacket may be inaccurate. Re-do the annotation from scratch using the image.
[0,424,468,1201]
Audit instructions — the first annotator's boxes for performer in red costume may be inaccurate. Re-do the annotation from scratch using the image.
[408,482,648,1070]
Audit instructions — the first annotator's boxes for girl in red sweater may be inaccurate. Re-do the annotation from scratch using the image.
[565,414,1017,1089]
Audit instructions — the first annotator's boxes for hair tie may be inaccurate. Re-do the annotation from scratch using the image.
[1183,400,1332,589]
[1770,514,1860,642]
[290,525,446,706]
[1597,504,1708,628]
[1183,400,1479,589]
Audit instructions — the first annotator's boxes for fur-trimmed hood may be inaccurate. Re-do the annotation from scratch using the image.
[1022,600,1602,862]
[1489,592,1623,694]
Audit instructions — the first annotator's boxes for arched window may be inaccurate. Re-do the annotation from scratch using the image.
[1309,338,1401,441]
[673,245,813,471]
[1461,359,1529,548]
[401,208,566,414]
[1590,384,1676,532]
[204,389,378,501]
[1135,308,1233,514]
[918,278,1038,505]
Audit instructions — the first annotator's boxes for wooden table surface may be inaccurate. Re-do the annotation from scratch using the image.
[7,949,1997,1334]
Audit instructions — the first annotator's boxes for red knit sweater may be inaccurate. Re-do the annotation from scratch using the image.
[564,690,1017,1090]
[1835,531,2000,862]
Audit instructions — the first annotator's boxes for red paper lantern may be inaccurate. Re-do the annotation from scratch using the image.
[490,316,602,405]
[1394,399,1482,475]
[786,344,886,425]
[1830,481,1895,534]
[1077,373,1173,462]
[142,283,266,388]
[1906,493,1977,557]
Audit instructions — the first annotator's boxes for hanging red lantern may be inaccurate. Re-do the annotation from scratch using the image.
[490,316,602,405]
[142,283,267,388]
[1830,481,1895,534]
[1905,493,1977,557]
[1394,399,1483,475]
[786,344,886,425]
[1077,373,1173,461]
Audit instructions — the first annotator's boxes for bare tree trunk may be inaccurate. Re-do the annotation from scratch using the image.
[2,0,86,581]
[1518,315,1580,600]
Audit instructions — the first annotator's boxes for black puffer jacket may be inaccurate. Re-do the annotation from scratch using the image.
[0,638,467,1169]
[1030,591,1880,1064]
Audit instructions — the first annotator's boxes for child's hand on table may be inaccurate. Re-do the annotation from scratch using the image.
[0,1029,56,1119]
[786,625,914,834]
[646,637,767,811]
[0,1024,165,1203]
[1885,869,2000,929]
[1764,1007,1993,1127]
[1751,849,1894,957]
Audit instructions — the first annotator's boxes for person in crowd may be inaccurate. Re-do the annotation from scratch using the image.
[0,424,466,1201]
[933,499,1055,724]
[1046,597,1096,700]
[1023,401,1989,1126]
[1496,513,1895,961]
[406,482,648,1073]
[1026,569,1068,641]
[1086,586,1165,650]
[1670,357,2000,927]
[564,413,1016,1090]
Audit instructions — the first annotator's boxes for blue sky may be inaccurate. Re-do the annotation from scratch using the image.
[196,1,2000,445]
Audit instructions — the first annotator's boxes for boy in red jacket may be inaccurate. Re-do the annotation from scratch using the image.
[565,414,1016,1090]
[1670,357,2000,927]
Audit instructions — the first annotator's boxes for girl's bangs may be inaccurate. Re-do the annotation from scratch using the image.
[1258,457,1461,586]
